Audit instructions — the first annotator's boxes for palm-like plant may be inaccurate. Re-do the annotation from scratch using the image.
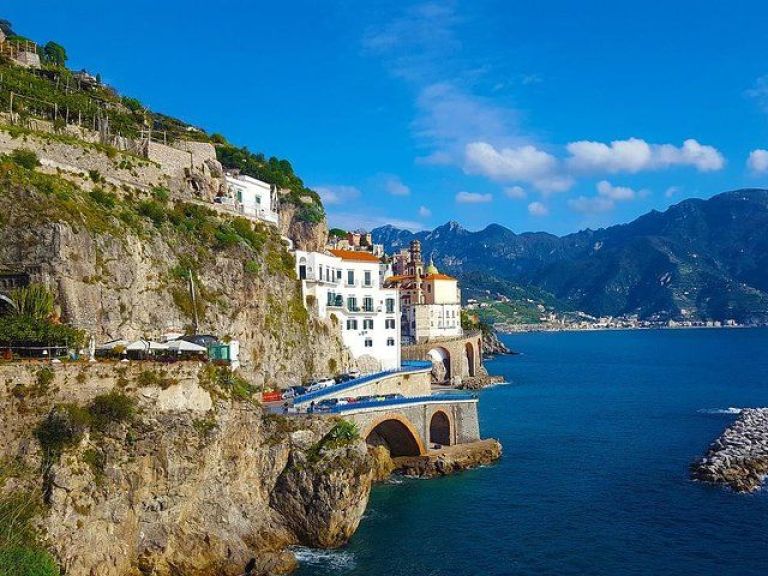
[9,284,55,320]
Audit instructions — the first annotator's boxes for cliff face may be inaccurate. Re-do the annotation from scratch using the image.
[0,363,373,576]
[0,160,346,388]
[277,203,328,252]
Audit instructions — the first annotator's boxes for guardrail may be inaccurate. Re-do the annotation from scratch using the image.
[294,360,433,405]
[323,393,477,414]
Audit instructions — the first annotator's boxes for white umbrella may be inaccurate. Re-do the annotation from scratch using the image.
[125,339,168,352]
[166,340,207,353]
[97,339,129,351]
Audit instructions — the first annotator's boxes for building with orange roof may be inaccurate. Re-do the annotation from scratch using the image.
[383,240,463,343]
[294,248,400,372]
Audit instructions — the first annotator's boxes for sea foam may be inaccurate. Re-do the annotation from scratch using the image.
[291,547,356,571]
[697,408,743,415]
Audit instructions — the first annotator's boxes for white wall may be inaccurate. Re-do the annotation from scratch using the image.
[225,174,279,224]
[296,250,401,372]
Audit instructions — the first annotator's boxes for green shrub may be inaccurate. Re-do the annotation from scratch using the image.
[152,186,170,203]
[35,404,91,462]
[35,367,55,392]
[0,315,85,348]
[326,420,360,446]
[88,188,116,209]
[0,489,59,576]
[0,546,60,576]
[135,369,175,389]
[88,391,134,432]
[244,260,260,275]
[8,149,40,170]
[8,284,54,320]
[137,200,167,227]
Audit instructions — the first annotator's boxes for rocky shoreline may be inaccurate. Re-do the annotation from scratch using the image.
[691,408,768,493]
[392,439,502,478]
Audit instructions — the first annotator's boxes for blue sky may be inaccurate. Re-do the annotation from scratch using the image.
[6,1,768,234]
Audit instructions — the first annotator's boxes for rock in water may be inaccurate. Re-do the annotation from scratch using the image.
[691,407,768,493]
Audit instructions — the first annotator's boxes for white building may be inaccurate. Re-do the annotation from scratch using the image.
[223,174,279,225]
[384,241,463,343]
[295,249,401,372]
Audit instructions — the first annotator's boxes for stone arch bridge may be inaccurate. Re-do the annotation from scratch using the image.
[401,330,483,383]
[331,395,480,456]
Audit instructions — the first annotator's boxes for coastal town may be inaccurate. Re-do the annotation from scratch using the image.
[2,11,768,576]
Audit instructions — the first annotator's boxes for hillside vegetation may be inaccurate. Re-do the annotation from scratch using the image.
[0,19,324,222]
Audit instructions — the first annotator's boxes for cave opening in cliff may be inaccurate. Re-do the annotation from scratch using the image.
[366,419,422,457]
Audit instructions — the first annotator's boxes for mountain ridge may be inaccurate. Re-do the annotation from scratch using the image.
[373,189,768,323]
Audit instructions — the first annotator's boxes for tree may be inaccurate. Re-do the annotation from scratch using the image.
[42,41,67,67]
[0,19,14,36]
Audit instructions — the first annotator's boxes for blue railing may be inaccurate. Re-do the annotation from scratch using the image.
[294,360,433,405]
[322,393,477,414]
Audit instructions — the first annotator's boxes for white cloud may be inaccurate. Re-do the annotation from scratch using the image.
[527,201,549,216]
[455,191,493,204]
[328,212,424,232]
[464,141,570,193]
[596,180,635,201]
[382,174,411,196]
[665,186,681,198]
[568,196,615,214]
[566,137,724,173]
[504,185,527,199]
[418,205,432,217]
[747,149,768,173]
[746,76,768,114]
[314,185,361,205]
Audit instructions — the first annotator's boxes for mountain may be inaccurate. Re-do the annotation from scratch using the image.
[373,190,768,324]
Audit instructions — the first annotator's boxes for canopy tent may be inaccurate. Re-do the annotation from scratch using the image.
[166,340,207,353]
[125,340,168,352]
[96,339,129,351]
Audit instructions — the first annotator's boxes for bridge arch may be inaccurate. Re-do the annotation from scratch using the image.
[429,410,451,447]
[427,346,451,383]
[364,414,425,457]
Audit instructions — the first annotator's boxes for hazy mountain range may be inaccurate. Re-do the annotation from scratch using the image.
[372,189,768,324]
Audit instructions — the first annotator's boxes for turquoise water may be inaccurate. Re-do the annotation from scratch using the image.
[295,329,768,576]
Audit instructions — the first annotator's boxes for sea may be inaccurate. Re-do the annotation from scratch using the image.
[294,328,768,576]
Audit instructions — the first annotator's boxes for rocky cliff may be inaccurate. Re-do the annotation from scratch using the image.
[0,157,346,388]
[0,362,372,576]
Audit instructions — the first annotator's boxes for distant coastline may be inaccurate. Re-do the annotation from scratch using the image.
[496,323,761,334]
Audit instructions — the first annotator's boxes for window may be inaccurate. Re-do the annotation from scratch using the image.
[336,270,342,280]
[385,319,396,329]
[386,298,395,313]
[363,319,374,330]
[346,319,358,330]
[347,297,358,311]
[363,296,374,312]
[364,338,373,348]
[364,270,372,287]
[387,338,395,346]
[318,264,323,280]
[347,270,355,285]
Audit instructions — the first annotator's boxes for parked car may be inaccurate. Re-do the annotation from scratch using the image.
[281,385,307,400]
[334,374,354,384]
[384,393,404,399]
[306,377,335,393]
[348,368,361,378]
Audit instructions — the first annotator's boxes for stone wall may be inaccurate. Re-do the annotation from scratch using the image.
[401,330,483,382]
[0,126,167,192]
